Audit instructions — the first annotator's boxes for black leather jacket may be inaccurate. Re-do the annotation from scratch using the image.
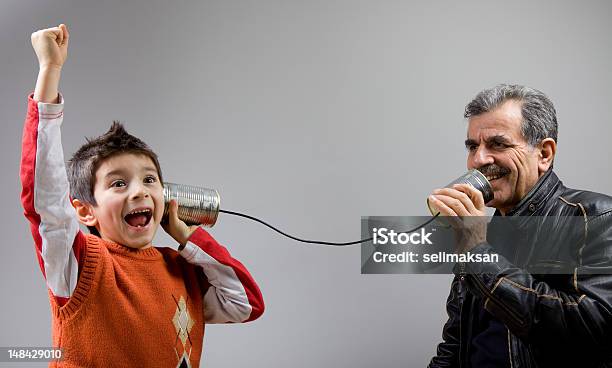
[429,170,612,368]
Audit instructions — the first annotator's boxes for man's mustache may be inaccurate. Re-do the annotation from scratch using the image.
[477,164,511,178]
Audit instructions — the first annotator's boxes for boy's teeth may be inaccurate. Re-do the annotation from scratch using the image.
[128,209,151,215]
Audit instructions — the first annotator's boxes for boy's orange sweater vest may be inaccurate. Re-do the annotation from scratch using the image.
[50,234,205,368]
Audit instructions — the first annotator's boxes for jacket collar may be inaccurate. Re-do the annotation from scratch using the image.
[493,169,561,218]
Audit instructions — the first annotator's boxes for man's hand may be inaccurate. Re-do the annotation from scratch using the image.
[428,184,488,252]
[31,24,69,103]
[162,199,199,248]
[31,24,69,69]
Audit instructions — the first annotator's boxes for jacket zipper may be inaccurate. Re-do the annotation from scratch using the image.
[458,269,465,368]
[507,328,514,368]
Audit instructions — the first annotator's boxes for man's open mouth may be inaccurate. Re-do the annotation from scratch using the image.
[124,208,153,228]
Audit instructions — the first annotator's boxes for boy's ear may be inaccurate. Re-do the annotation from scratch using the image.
[72,199,98,227]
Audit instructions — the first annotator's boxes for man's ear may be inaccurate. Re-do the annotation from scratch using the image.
[538,138,557,174]
[72,199,98,227]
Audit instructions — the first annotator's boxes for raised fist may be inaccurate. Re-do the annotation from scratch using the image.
[31,24,69,69]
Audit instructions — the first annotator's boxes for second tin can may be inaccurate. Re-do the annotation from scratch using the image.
[427,169,493,215]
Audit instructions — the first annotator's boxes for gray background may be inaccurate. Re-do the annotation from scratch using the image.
[1,0,611,367]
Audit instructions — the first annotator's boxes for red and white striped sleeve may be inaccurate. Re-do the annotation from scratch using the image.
[179,227,265,323]
[20,94,86,307]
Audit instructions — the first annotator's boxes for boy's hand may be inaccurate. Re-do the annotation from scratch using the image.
[162,200,199,247]
[31,24,69,69]
[31,24,69,103]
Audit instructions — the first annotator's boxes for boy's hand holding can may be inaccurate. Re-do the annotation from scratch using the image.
[162,199,199,248]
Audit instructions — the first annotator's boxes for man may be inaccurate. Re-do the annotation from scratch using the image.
[427,84,612,367]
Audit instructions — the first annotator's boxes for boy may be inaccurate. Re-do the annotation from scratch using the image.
[20,24,264,367]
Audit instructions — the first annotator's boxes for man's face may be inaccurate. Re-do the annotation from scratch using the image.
[90,153,164,249]
[465,100,544,214]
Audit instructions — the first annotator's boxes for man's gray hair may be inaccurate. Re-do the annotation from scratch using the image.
[464,84,558,146]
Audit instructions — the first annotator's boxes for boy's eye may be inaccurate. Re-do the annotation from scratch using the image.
[110,180,126,188]
[144,176,157,184]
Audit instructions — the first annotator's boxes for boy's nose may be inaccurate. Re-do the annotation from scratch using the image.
[129,184,150,200]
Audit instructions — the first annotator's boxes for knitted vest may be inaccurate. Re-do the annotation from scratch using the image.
[49,235,205,368]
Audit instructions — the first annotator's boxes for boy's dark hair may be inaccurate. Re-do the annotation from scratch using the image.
[67,122,163,236]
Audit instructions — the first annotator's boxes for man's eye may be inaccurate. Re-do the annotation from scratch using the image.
[111,180,126,188]
[144,176,157,184]
[467,145,477,152]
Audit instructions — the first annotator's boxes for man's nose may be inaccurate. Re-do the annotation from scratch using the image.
[470,146,494,168]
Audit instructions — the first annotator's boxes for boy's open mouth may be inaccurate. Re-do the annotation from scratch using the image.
[124,208,153,228]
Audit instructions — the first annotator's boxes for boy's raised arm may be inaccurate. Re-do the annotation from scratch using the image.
[32,24,68,103]
[21,24,85,306]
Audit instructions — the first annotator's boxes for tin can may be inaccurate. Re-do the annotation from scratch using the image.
[427,169,493,215]
[163,182,220,227]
